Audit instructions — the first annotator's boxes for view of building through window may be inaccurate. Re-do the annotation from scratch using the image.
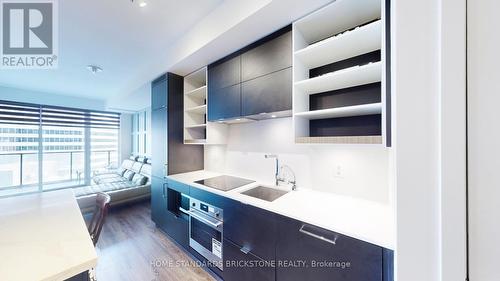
[0,122,119,195]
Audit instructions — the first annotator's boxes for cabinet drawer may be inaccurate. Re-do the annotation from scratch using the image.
[164,212,189,249]
[223,202,277,261]
[276,216,383,281]
[241,31,292,81]
[223,238,275,281]
[241,67,292,116]
[208,56,241,89]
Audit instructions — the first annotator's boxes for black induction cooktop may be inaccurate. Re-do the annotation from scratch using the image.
[195,175,255,192]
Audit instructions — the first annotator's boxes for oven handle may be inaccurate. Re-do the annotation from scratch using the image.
[189,209,223,229]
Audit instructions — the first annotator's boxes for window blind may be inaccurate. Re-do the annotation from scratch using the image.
[0,100,120,129]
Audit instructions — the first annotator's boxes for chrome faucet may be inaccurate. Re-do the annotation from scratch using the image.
[279,165,297,191]
[264,154,280,186]
[264,154,297,191]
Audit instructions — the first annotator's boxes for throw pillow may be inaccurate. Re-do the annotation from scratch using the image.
[123,169,135,181]
[132,174,148,186]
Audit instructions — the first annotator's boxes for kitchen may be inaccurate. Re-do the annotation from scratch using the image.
[150,0,393,280]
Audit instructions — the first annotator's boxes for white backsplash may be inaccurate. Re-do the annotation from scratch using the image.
[204,117,391,204]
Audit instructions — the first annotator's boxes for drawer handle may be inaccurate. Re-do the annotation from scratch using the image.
[299,225,337,245]
[240,246,251,255]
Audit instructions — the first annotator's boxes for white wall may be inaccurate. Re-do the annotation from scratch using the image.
[392,0,467,280]
[0,85,106,111]
[468,0,500,280]
[392,0,441,279]
[205,118,391,204]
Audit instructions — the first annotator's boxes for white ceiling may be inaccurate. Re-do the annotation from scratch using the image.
[1,0,333,112]
[0,0,222,100]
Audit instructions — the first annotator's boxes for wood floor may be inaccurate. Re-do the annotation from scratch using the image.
[94,202,216,281]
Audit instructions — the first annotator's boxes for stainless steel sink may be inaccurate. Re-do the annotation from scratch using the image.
[241,186,289,202]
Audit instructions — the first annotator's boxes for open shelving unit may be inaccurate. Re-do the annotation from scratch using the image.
[292,0,390,145]
[183,67,227,145]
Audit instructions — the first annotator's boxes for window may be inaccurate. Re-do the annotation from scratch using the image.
[0,100,120,197]
[132,108,150,157]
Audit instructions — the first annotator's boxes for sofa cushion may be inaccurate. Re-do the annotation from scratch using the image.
[76,184,151,213]
[118,167,127,176]
[132,174,148,186]
[123,169,135,181]
[130,162,143,173]
[73,181,137,197]
[139,164,151,177]
[92,173,126,184]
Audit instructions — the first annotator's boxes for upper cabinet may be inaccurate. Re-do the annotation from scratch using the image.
[151,75,167,111]
[241,67,292,116]
[293,0,391,146]
[207,26,292,122]
[209,56,241,90]
[207,56,242,121]
[241,31,292,81]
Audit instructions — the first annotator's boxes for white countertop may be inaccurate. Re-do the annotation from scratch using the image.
[0,189,98,281]
[168,170,395,250]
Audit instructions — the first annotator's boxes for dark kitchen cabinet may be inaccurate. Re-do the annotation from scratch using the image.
[207,55,241,121]
[275,215,383,281]
[223,201,277,261]
[241,67,292,116]
[207,84,241,121]
[208,56,241,90]
[151,176,168,230]
[207,26,292,121]
[151,107,167,178]
[150,73,203,228]
[241,31,292,82]
[164,209,189,249]
[151,76,167,111]
[223,238,275,281]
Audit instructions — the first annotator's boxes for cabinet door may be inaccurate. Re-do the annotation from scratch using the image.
[223,201,277,261]
[241,31,292,82]
[207,84,241,121]
[276,216,383,281]
[151,76,167,111]
[223,238,275,281]
[151,176,168,228]
[208,56,241,89]
[241,67,292,116]
[151,108,167,178]
[164,211,189,249]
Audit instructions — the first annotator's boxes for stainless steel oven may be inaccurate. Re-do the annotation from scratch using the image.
[188,198,224,270]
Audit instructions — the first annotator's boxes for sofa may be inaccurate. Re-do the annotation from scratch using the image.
[75,157,151,214]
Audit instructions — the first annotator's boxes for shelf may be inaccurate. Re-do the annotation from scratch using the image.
[185,85,207,99]
[185,105,207,114]
[295,136,382,144]
[295,20,381,69]
[294,103,382,120]
[184,139,207,144]
[185,124,206,129]
[294,61,381,95]
[294,0,380,44]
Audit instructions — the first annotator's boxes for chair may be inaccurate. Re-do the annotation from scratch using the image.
[87,192,111,246]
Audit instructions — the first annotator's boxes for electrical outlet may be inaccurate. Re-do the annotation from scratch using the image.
[333,165,344,179]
